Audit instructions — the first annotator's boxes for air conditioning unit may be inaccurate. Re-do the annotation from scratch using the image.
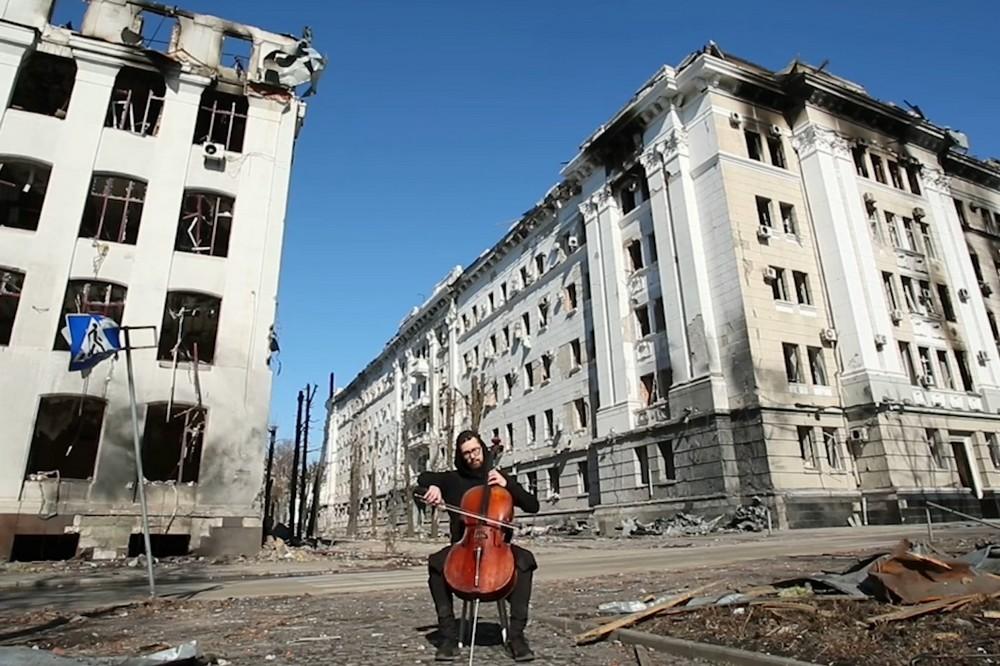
[757,225,774,240]
[977,350,990,365]
[874,334,887,348]
[636,411,650,426]
[769,124,782,137]
[763,267,778,281]
[912,207,926,219]
[863,192,876,206]
[820,327,839,343]
[729,111,742,127]
[957,288,970,303]
[629,294,642,306]
[202,142,225,163]
[980,281,993,297]
[918,374,933,388]
[568,235,579,249]
[890,309,904,324]
[849,427,869,443]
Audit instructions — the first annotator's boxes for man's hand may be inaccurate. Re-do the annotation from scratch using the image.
[487,470,507,488]
[423,485,444,507]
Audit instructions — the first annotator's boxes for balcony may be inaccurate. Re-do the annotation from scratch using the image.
[408,357,430,377]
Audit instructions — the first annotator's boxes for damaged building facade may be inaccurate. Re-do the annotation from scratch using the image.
[0,0,322,560]
[321,45,1000,535]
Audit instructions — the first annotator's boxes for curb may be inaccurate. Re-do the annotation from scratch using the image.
[534,613,818,666]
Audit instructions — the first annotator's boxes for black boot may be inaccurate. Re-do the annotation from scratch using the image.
[508,634,534,662]
[435,617,459,661]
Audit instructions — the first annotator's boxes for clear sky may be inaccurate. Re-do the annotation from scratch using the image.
[55,0,1000,452]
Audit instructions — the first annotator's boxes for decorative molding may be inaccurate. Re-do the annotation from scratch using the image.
[792,124,849,159]
[578,184,614,219]
[920,167,952,194]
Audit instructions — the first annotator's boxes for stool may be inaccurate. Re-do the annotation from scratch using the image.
[458,597,510,649]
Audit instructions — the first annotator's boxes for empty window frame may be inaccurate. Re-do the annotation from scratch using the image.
[657,441,676,481]
[53,280,127,350]
[523,362,535,389]
[919,222,936,258]
[25,396,105,479]
[626,239,644,271]
[142,404,205,483]
[899,342,919,385]
[770,267,790,301]
[807,346,828,385]
[570,339,582,369]
[193,89,248,153]
[937,284,956,322]
[768,135,786,168]
[176,191,234,257]
[577,460,590,494]
[534,253,545,276]
[79,175,146,245]
[527,415,537,442]
[917,346,936,386]
[797,426,817,467]
[887,160,904,189]
[745,130,763,161]
[885,212,900,247]
[0,160,50,231]
[573,397,588,429]
[901,277,919,312]
[505,423,514,448]
[954,199,968,226]
[537,299,549,327]
[635,306,652,337]
[541,353,552,382]
[547,466,560,495]
[504,373,514,397]
[9,52,76,118]
[756,196,773,228]
[926,429,946,469]
[779,203,797,235]
[906,164,922,195]
[870,154,886,184]
[901,217,918,253]
[634,445,650,486]
[823,428,842,469]
[852,145,869,178]
[937,350,956,390]
[793,271,812,305]
[783,343,803,384]
[918,280,936,316]
[882,272,899,311]
[640,372,656,406]
[157,291,222,364]
[987,433,1000,470]
[521,312,531,336]
[617,168,650,214]
[543,408,554,439]
[955,350,975,391]
[564,282,578,311]
[105,67,165,137]
[0,268,25,345]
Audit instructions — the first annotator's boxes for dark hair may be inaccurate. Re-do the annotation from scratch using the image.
[455,430,482,449]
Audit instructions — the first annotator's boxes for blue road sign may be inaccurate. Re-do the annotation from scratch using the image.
[65,314,122,372]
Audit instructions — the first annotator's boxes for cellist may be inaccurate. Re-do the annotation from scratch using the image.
[417,430,539,662]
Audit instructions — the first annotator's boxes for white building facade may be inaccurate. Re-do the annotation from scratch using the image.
[0,0,321,559]
[321,45,1000,536]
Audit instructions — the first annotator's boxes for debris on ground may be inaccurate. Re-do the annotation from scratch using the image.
[725,497,769,532]
[0,641,205,665]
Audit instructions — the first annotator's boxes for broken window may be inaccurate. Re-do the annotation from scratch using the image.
[25,395,105,479]
[770,267,789,301]
[745,130,763,161]
[634,445,650,486]
[524,362,535,389]
[79,175,146,244]
[527,415,537,442]
[852,145,869,178]
[899,342,918,385]
[906,165,922,195]
[657,441,675,481]
[505,423,514,448]
[768,136,786,169]
[53,280,127,350]
[756,196,773,228]
[577,461,590,494]
[175,191,234,257]
[574,397,588,429]
[918,346,936,386]
[626,239,644,271]
[808,347,828,385]
[780,203,797,235]
[640,373,656,405]
[504,373,515,398]
[885,211,900,247]
[544,409,554,438]
[823,428,841,469]
[157,291,222,364]
[793,271,812,305]
[798,426,817,467]
[537,299,549,327]
[954,199,968,226]
[521,312,531,336]
[888,160,904,189]
[783,343,802,384]
[547,466,560,495]
[654,298,667,332]
[635,306,651,337]
[1,268,25,345]
[937,350,956,390]
[0,160,50,230]
[141,403,205,483]
[570,339,582,369]
[617,169,649,214]
[926,429,945,469]
[221,33,254,73]
[564,283,578,311]
[870,154,886,184]
[193,89,248,153]
[10,534,80,562]
[9,51,76,118]
[919,222,936,259]
[882,272,899,311]
[534,253,545,276]
[541,353,552,381]
[105,67,165,137]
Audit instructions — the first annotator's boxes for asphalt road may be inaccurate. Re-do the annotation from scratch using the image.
[3,522,992,612]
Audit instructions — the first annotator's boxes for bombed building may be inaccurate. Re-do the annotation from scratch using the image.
[320,44,1000,536]
[0,0,323,560]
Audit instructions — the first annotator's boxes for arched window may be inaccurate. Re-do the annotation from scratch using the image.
[106,67,166,137]
[0,267,25,345]
[53,280,127,351]
[79,174,147,245]
[26,395,105,479]
[158,291,222,364]
[142,403,205,483]
[175,190,234,257]
[193,89,248,153]
[0,160,50,231]
[9,51,76,118]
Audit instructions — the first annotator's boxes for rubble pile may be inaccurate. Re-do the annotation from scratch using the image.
[726,497,769,532]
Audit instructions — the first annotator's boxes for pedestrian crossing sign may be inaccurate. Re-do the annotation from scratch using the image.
[64,313,122,373]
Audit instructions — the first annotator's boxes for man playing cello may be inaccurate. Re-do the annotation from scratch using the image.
[418,430,539,661]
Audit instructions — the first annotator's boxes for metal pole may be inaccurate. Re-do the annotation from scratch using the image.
[307,374,334,539]
[262,426,276,545]
[290,390,303,539]
[299,385,315,540]
[925,506,934,543]
[926,500,1000,531]
[123,327,156,597]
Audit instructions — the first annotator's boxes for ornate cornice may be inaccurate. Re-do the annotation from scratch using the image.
[792,124,850,159]
[920,167,952,195]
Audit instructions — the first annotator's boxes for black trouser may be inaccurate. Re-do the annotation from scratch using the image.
[428,544,537,640]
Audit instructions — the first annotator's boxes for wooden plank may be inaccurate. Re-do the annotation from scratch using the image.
[575,581,721,645]
[983,610,1000,619]
[865,595,974,625]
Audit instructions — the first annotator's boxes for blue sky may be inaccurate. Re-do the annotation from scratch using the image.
[56,0,1000,452]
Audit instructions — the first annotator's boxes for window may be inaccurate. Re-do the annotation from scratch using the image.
[626,239,644,272]
[798,426,817,467]
[901,277,919,312]
[954,199,968,226]
[779,203,797,235]
[463,352,472,373]
[157,292,222,364]
[574,397,588,429]
[970,251,985,282]
[768,136,786,169]
[541,353,552,382]
[488,292,495,312]
[79,175,146,245]
[9,52,76,118]
[926,429,945,469]
[867,202,882,241]
[635,306,652,338]
[538,300,549,328]
[870,154,886,184]
[756,196,773,228]
[523,362,535,389]
[535,253,545,276]
[504,372,515,398]
[918,280,936,316]
[1,268,25,345]
[955,350,975,391]
[987,433,1000,469]
[527,415,537,442]
[526,471,538,495]
[193,89,248,153]
[570,339,582,369]
[917,347,935,386]
[808,347,828,385]
[0,160,50,231]
[617,171,649,214]
[657,368,672,399]
[521,312,531,336]
[547,467,560,495]
[54,280,127,351]
[654,298,666,332]
[906,165,922,195]
[564,282,578,311]
[520,266,530,287]
[793,271,812,305]
[106,67,165,137]
[918,222,935,258]
[901,218,918,253]
[544,409,554,439]
[783,343,802,384]
[500,282,508,302]
[657,441,676,481]
[502,325,511,350]
[577,461,590,494]
[823,428,842,469]
[646,233,658,262]
[505,423,514,449]
[745,130,763,161]
[770,267,789,301]
[852,145,869,178]
[883,273,899,311]
[990,311,1000,347]
[899,342,918,385]
[885,212,900,247]
[888,161,904,189]
[640,373,656,406]
[142,404,205,483]
[937,350,956,390]
[473,345,480,367]
[489,334,497,355]
[634,445,650,486]
[175,191,234,257]
[25,396,104,479]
